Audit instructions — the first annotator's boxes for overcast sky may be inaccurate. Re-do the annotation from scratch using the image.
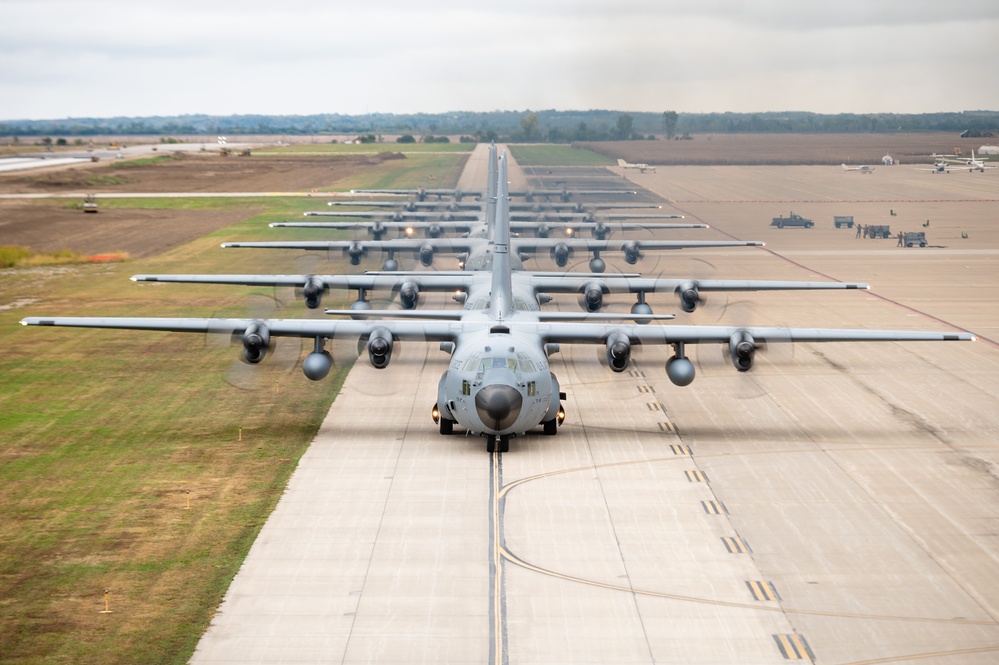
[2,0,997,121]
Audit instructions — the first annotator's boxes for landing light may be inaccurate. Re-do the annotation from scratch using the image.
[432,404,440,424]
[557,406,566,425]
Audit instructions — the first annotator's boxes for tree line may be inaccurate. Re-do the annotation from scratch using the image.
[2,110,996,141]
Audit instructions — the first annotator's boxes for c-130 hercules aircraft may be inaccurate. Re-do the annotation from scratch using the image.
[22,152,975,452]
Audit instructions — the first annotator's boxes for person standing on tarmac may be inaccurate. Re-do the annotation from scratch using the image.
[897,231,905,247]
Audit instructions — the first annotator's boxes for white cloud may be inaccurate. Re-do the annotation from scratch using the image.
[1,0,997,119]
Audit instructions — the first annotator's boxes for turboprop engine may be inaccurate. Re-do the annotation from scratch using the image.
[677,280,700,313]
[728,330,757,372]
[399,281,420,309]
[241,322,271,364]
[418,243,435,267]
[366,327,394,369]
[605,332,631,372]
[301,276,327,309]
[622,240,642,265]
[551,242,572,267]
[345,241,365,265]
[581,281,604,312]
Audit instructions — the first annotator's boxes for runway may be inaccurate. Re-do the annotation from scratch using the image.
[191,147,999,664]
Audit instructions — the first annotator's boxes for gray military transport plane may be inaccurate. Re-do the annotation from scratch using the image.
[21,152,976,453]
[131,146,870,316]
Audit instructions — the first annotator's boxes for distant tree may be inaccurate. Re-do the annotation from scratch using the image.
[520,113,540,141]
[459,136,476,143]
[614,114,634,140]
[55,138,67,146]
[662,111,678,139]
[397,134,416,143]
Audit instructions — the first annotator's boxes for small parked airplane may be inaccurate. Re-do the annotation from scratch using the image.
[841,164,875,174]
[618,159,656,173]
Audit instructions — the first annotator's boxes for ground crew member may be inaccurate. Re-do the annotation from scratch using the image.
[856,223,862,238]
[897,231,904,247]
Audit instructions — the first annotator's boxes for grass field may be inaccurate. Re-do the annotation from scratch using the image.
[0,159,450,664]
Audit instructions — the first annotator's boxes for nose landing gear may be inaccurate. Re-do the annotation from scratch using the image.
[486,434,510,453]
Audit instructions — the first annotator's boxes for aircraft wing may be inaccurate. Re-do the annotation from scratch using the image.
[508,189,637,198]
[271,221,479,235]
[533,322,974,346]
[20,316,462,343]
[528,213,684,221]
[520,275,868,294]
[301,211,480,221]
[25,316,970,346]
[324,309,675,322]
[131,272,481,292]
[221,238,479,253]
[512,238,764,253]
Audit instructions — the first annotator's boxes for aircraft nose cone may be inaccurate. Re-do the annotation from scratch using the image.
[474,384,523,432]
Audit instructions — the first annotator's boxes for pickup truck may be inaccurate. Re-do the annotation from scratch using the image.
[771,213,814,229]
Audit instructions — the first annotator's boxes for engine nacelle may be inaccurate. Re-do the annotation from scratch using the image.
[399,280,420,309]
[367,327,394,369]
[592,222,611,240]
[581,281,604,312]
[622,240,641,265]
[728,330,756,372]
[301,276,326,309]
[537,223,553,238]
[345,241,365,265]
[551,242,572,267]
[605,332,631,372]
[241,322,271,364]
[418,243,435,267]
[369,222,388,240]
[427,223,443,238]
[677,280,700,313]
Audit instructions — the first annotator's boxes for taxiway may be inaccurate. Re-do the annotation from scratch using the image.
[191,146,999,664]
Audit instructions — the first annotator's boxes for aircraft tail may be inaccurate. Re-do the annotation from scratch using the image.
[617,159,627,167]
[490,152,514,320]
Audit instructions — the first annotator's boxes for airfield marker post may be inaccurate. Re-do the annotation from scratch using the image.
[99,589,112,614]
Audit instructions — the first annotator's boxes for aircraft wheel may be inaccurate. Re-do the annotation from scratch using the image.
[543,419,557,435]
[440,418,453,435]
[499,435,510,453]
[486,436,496,453]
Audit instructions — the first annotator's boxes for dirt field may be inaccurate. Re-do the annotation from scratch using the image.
[0,152,396,258]
[0,152,386,194]
[578,132,985,165]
